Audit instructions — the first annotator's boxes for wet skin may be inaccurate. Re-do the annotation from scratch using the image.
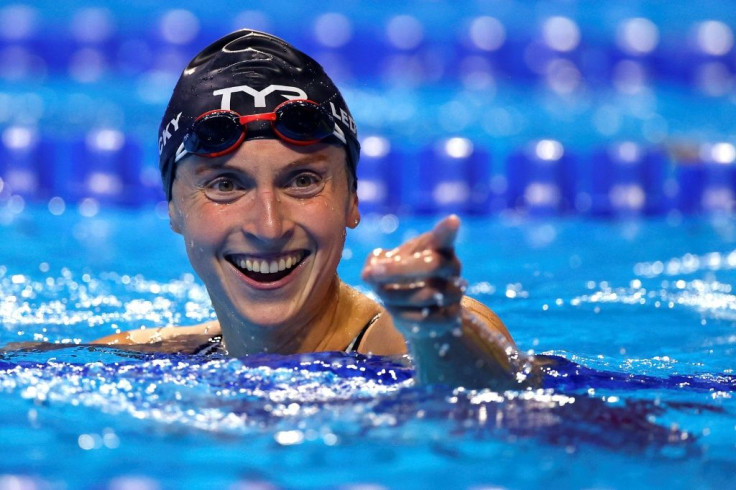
[84,138,541,389]
[167,139,374,356]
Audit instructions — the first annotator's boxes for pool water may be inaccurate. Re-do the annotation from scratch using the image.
[1,206,735,489]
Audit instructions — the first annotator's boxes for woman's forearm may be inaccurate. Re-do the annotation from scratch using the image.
[400,306,538,390]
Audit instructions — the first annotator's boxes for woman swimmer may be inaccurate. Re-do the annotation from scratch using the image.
[90,29,542,390]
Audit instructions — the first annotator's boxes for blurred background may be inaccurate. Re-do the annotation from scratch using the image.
[0,0,735,218]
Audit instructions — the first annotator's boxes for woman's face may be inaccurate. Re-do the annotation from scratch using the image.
[169,139,359,330]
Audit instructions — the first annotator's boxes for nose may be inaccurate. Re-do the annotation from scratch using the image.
[242,188,293,245]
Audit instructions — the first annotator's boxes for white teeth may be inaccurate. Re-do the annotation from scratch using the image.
[235,252,304,274]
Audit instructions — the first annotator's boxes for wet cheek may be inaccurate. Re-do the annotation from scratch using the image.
[183,237,221,288]
[189,236,220,263]
[317,215,349,266]
[178,199,227,239]
[309,200,347,233]
[183,234,208,263]
[179,214,223,262]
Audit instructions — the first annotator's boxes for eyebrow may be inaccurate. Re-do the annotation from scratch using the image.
[193,160,232,175]
[191,152,331,176]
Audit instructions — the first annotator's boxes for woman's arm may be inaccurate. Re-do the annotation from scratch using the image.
[1,321,221,354]
[362,215,539,390]
[91,321,220,345]
[89,321,221,353]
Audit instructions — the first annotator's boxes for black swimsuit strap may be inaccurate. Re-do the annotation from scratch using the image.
[193,334,223,356]
[344,313,382,353]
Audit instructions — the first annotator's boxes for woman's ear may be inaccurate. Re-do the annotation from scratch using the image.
[347,191,360,229]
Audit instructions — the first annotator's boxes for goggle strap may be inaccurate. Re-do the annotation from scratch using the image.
[331,124,347,145]
[174,142,187,163]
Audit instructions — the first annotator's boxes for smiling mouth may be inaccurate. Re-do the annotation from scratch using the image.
[227,251,309,283]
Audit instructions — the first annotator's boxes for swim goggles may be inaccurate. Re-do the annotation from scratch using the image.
[174,99,346,163]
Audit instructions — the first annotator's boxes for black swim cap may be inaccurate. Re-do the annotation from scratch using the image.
[158,29,360,200]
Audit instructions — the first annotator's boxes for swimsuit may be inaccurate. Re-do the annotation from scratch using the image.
[193,313,382,356]
[344,313,381,353]
[193,334,226,356]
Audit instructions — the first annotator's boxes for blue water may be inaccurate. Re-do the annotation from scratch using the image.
[1,205,735,489]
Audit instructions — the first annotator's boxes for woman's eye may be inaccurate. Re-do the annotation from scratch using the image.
[213,179,235,192]
[292,173,319,188]
[205,177,239,193]
[203,176,243,201]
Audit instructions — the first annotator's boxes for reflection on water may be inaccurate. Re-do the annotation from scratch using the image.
[1,213,736,488]
[0,348,713,446]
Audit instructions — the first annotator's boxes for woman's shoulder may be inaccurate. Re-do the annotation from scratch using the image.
[338,281,407,356]
[460,296,514,344]
[355,310,407,356]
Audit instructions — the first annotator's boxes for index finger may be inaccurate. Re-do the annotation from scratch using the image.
[406,215,460,256]
[427,214,461,251]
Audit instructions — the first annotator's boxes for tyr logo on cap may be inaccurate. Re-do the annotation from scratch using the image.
[213,84,308,109]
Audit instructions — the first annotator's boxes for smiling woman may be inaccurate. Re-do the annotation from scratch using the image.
[89,28,542,390]
[168,141,366,355]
